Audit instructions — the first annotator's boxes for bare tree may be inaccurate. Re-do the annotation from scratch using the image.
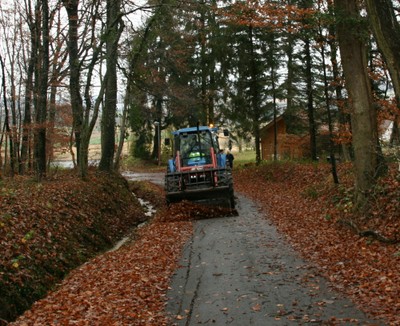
[47,5,68,169]
[0,2,24,176]
[61,0,108,177]
[365,0,400,145]
[62,0,84,170]
[0,54,15,176]
[33,0,50,179]
[16,0,38,174]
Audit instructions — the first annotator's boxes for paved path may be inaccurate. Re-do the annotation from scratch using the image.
[166,195,380,325]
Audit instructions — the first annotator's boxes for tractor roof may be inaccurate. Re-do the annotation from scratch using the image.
[172,126,218,135]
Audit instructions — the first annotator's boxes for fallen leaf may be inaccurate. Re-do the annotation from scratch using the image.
[252,303,261,312]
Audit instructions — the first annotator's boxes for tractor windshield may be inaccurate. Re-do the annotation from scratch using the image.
[180,130,215,167]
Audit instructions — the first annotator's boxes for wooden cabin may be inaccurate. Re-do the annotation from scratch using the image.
[260,116,309,160]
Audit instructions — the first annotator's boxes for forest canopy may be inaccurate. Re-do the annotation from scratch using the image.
[1,0,400,208]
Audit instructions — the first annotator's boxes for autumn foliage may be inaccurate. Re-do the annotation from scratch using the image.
[234,162,400,324]
[2,162,400,325]
[0,171,147,322]
[11,214,192,325]
[219,0,314,32]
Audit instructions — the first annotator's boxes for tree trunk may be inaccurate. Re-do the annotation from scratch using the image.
[390,115,400,145]
[285,33,295,113]
[0,123,3,174]
[19,0,38,174]
[335,0,381,209]
[99,0,122,171]
[304,37,318,161]
[47,84,57,170]
[248,25,262,164]
[20,43,34,174]
[151,98,163,161]
[365,0,400,100]
[62,0,83,167]
[254,123,261,165]
[9,59,19,175]
[327,2,352,162]
[114,91,129,170]
[34,0,50,180]
[208,68,215,126]
[0,55,15,176]
[365,0,400,144]
[199,1,208,126]
[272,66,278,161]
[319,24,339,184]
[80,73,105,178]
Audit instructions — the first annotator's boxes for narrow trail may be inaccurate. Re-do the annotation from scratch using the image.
[166,195,380,325]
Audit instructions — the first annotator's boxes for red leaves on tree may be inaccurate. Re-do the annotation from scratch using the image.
[218,1,314,33]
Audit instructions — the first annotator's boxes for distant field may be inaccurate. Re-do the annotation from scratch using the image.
[53,131,129,162]
[53,133,255,166]
[90,133,101,145]
[234,150,256,165]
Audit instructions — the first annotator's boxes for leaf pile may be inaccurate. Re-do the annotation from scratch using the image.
[156,201,237,223]
[0,171,146,323]
[11,217,192,325]
[128,181,238,222]
[234,162,400,324]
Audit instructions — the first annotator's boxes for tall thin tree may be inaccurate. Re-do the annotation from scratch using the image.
[99,0,123,171]
[34,0,50,179]
[20,0,37,174]
[0,54,15,176]
[62,0,83,169]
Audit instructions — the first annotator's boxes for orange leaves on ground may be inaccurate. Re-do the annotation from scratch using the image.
[3,172,234,324]
[155,201,237,223]
[1,171,147,322]
[12,217,193,325]
[234,162,400,325]
[5,163,400,324]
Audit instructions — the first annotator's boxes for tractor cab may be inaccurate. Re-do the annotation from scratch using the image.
[168,126,226,173]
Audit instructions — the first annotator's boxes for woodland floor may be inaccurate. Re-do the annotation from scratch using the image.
[1,162,400,325]
[234,162,400,325]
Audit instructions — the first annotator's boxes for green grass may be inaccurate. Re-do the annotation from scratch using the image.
[90,134,101,145]
[120,150,257,171]
[234,150,256,165]
[120,157,165,172]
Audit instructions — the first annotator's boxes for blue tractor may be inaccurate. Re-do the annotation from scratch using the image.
[164,126,235,209]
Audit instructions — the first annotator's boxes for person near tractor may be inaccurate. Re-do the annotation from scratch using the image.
[226,151,234,169]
